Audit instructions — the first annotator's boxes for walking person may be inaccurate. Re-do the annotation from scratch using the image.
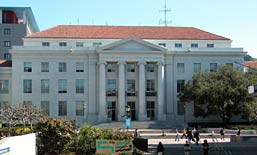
[184,140,191,155]
[194,128,200,145]
[202,139,209,155]
[220,128,225,140]
[134,128,140,138]
[157,141,164,155]
[181,128,187,139]
[186,128,195,143]
[175,128,180,141]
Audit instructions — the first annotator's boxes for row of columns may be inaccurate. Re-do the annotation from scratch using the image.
[98,61,166,121]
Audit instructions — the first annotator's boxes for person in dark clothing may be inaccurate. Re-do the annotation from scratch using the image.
[157,142,164,155]
[181,128,187,139]
[202,139,209,155]
[220,128,225,140]
[237,128,241,136]
[186,128,195,143]
[194,129,200,145]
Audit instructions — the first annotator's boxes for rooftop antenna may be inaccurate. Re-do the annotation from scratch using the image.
[159,3,172,26]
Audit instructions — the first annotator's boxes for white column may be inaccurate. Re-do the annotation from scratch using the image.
[157,62,166,120]
[118,61,126,120]
[138,61,147,120]
[98,61,107,122]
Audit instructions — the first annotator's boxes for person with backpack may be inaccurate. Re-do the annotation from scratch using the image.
[157,141,164,155]
[202,139,209,155]
[220,128,225,140]
[184,140,191,155]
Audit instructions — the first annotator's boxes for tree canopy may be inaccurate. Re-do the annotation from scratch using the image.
[179,65,248,125]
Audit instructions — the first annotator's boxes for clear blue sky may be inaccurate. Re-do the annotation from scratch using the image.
[1,0,257,57]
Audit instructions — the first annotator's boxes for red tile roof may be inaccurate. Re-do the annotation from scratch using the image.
[0,60,12,67]
[244,61,257,69]
[26,25,230,40]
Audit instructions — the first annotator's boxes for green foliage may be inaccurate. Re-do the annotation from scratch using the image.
[179,65,248,125]
[35,118,76,155]
[76,126,133,155]
[242,97,257,122]
[244,54,254,61]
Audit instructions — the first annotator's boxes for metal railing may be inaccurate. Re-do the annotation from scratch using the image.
[211,135,232,155]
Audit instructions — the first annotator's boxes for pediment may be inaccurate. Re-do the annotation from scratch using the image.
[99,37,167,52]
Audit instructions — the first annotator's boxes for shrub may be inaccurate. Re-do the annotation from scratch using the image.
[35,118,76,155]
[76,126,133,155]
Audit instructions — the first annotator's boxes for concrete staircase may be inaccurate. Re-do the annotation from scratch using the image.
[93,121,183,129]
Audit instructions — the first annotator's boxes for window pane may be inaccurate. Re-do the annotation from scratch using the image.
[127,64,135,72]
[76,101,85,116]
[41,79,50,93]
[146,80,155,91]
[76,79,84,93]
[24,62,32,72]
[4,41,11,47]
[191,43,198,48]
[58,101,67,116]
[177,80,185,93]
[59,62,66,72]
[23,79,32,93]
[76,62,84,72]
[76,42,84,47]
[41,62,49,72]
[41,101,49,115]
[210,63,217,72]
[146,64,154,72]
[42,42,50,46]
[127,80,135,92]
[193,63,201,73]
[59,42,67,46]
[107,64,116,72]
[0,80,9,93]
[58,79,67,93]
[107,79,116,91]
[177,63,185,73]
[175,43,182,48]
[207,44,214,48]
[4,28,11,35]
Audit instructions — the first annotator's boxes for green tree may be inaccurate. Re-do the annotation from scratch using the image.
[179,65,248,126]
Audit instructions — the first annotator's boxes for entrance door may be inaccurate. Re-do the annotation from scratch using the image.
[146,101,155,120]
[107,101,116,121]
[127,101,136,121]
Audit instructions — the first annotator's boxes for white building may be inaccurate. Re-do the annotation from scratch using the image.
[0,25,246,125]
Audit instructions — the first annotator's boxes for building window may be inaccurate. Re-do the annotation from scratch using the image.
[4,41,11,47]
[146,101,155,120]
[207,44,214,48]
[59,42,67,46]
[127,64,135,72]
[4,53,11,59]
[23,79,32,93]
[158,43,166,47]
[76,62,84,72]
[210,63,218,72]
[93,42,102,46]
[23,101,32,105]
[58,101,67,116]
[226,63,233,67]
[191,43,198,48]
[41,101,49,115]
[76,42,84,47]
[127,80,136,92]
[24,62,32,72]
[146,64,154,72]
[177,63,185,73]
[177,80,185,93]
[107,64,116,72]
[0,101,8,110]
[107,79,116,92]
[58,79,67,93]
[76,101,85,116]
[177,101,185,115]
[3,28,11,35]
[41,62,49,72]
[175,43,182,48]
[41,79,50,93]
[76,79,84,93]
[42,42,50,46]
[146,80,155,91]
[0,80,9,93]
[193,63,201,73]
[59,62,67,72]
